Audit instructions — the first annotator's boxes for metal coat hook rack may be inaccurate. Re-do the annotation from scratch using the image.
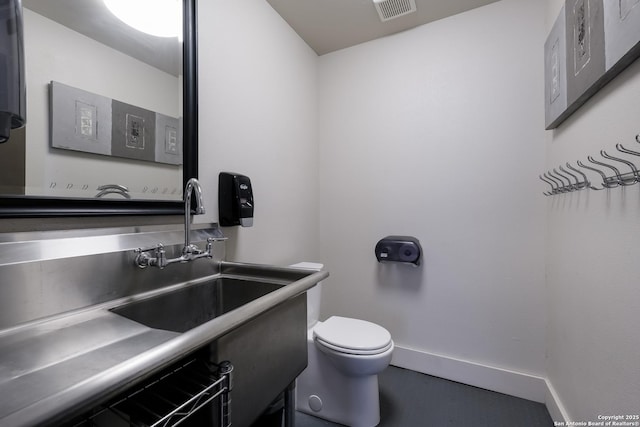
[540,134,640,196]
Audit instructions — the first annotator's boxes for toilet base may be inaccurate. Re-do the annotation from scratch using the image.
[296,338,381,427]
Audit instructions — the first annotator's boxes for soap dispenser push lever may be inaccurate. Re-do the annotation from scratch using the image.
[135,178,221,269]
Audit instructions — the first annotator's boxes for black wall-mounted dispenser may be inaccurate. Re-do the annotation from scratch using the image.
[0,0,26,143]
[375,236,422,266]
[219,172,254,227]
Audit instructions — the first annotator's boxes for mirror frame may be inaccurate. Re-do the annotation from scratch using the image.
[0,0,198,218]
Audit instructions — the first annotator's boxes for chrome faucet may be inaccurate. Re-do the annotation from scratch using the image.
[183,177,205,256]
[135,178,217,269]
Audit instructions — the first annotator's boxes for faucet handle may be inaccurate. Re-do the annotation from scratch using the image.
[205,238,214,257]
[154,244,167,269]
[135,244,166,269]
[183,244,203,256]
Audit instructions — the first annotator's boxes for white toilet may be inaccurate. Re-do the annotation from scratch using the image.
[292,262,394,427]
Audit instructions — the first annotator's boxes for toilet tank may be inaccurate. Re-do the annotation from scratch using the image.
[289,262,323,329]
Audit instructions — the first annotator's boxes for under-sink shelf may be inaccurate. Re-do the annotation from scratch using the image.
[68,358,233,427]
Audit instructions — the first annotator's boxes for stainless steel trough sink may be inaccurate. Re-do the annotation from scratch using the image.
[110,278,284,333]
[0,261,328,427]
[107,271,313,426]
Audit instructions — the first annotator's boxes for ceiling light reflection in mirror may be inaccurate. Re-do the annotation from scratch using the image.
[103,0,180,38]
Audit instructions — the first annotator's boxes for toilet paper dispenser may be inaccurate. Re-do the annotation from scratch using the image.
[375,236,422,266]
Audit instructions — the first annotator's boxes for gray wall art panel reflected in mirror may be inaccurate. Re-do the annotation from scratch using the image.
[545,0,640,129]
[0,0,198,217]
[51,81,182,167]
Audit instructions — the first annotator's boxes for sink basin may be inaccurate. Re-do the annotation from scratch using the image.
[111,278,283,333]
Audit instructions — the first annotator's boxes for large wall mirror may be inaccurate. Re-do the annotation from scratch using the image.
[0,0,197,217]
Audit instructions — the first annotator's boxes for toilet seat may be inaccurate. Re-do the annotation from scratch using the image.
[313,316,392,356]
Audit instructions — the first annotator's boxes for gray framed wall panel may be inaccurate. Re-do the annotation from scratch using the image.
[50,81,182,165]
[565,0,606,107]
[544,0,640,129]
[544,5,568,129]
[155,113,182,165]
[603,0,640,70]
[111,100,157,163]
[50,81,112,156]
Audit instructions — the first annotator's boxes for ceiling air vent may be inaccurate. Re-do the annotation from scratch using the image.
[373,0,417,22]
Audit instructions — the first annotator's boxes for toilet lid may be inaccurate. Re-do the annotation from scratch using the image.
[313,316,392,354]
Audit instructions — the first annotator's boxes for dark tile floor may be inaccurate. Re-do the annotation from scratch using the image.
[296,366,553,427]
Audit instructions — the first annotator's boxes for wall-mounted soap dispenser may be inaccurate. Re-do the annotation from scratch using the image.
[375,236,422,266]
[0,0,26,143]
[218,172,254,227]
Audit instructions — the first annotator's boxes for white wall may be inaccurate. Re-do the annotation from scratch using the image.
[544,0,640,422]
[194,0,640,418]
[317,0,548,400]
[196,0,319,264]
[24,9,182,200]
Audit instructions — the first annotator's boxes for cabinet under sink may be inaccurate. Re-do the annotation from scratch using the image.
[209,292,307,427]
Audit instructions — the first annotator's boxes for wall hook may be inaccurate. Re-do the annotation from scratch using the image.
[577,160,617,188]
[565,162,602,190]
[550,169,574,192]
[539,175,556,196]
[553,171,572,192]
[554,167,577,191]
[559,165,583,190]
[600,150,639,184]
[544,172,566,192]
[588,155,631,186]
[616,142,640,157]
[539,135,640,195]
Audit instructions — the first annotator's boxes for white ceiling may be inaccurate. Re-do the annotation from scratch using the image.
[23,0,502,72]
[266,0,502,55]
